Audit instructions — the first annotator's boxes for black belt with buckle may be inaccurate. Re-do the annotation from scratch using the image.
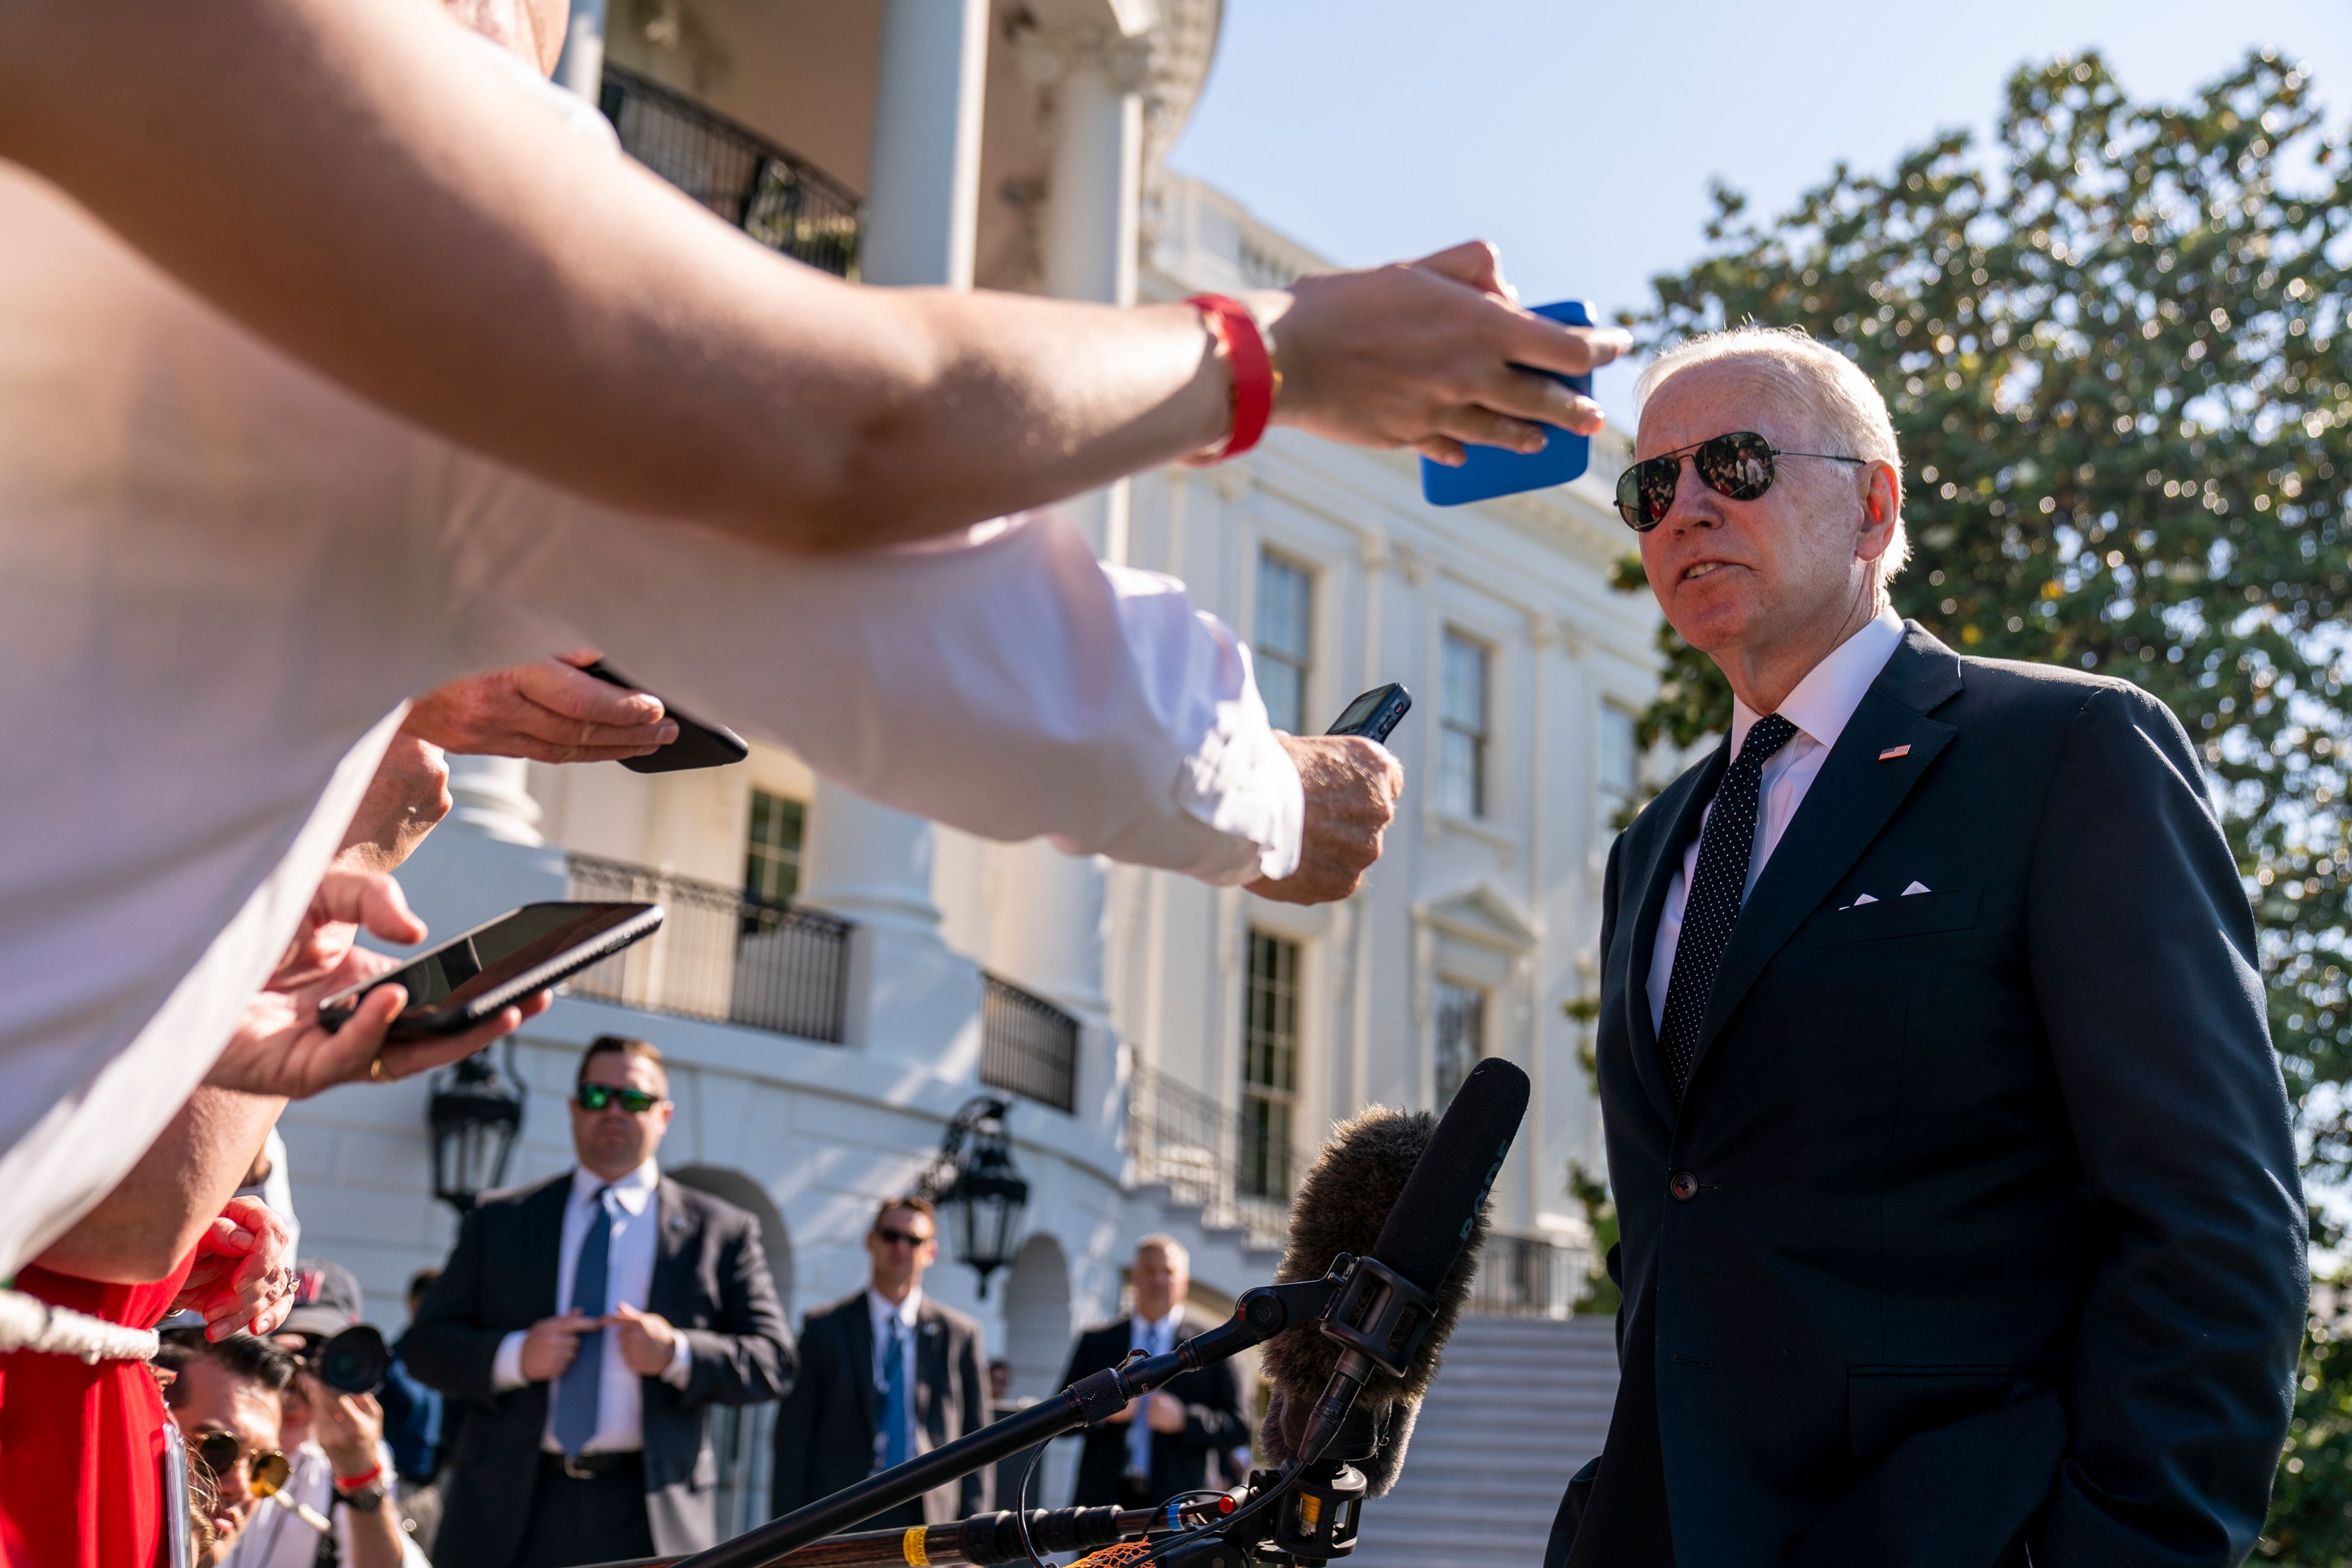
[545,1450,643,1481]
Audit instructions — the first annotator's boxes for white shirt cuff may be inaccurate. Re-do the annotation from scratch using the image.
[491,1329,529,1392]
[661,1332,693,1389]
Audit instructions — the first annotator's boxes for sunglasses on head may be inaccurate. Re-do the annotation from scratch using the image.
[873,1226,932,1249]
[191,1431,292,1497]
[576,1084,663,1114]
[1615,430,1868,531]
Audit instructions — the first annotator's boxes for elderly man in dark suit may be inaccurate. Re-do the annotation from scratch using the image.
[1064,1235,1245,1509]
[770,1196,990,1528]
[407,1036,791,1568]
[1555,326,2307,1568]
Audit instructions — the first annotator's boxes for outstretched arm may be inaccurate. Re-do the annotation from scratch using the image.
[0,0,1623,557]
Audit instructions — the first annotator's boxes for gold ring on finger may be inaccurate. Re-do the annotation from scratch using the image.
[369,1057,394,1084]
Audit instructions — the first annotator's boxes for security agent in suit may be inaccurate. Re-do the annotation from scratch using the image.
[770,1196,992,1529]
[1554,332,2305,1568]
[1065,1235,1246,1509]
[407,1037,793,1568]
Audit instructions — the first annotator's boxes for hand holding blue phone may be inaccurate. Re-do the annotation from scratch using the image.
[1420,298,1597,507]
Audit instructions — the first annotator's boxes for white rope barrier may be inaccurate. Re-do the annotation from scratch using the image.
[0,1287,159,1363]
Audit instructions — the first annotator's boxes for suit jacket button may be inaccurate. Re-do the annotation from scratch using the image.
[1669,1170,1698,1202]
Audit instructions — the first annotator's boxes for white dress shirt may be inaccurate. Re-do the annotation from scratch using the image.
[1648,608,1906,1032]
[0,42,1305,1279]
[1126,1308,1185,1475]
[489,1161,693,1453]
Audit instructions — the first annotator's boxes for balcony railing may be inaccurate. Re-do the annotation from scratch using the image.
[1469,1233,1593,1319]
[566,854,852,1043]
[600,65,861,277]
[1125,1062,1292,1251]
[979,975,1080,1114]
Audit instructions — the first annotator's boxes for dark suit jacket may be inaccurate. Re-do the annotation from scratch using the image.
[1553,624,2306,1568]
[405,1171,793,1568]
[769,1289,992,1525]
[1065,1312,1245,1506]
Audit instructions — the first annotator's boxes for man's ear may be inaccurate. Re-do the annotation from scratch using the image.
[1854,461,1902,562]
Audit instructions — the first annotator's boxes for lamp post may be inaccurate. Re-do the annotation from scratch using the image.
[919,1097,1030,1298]
[428,1049,525,1212]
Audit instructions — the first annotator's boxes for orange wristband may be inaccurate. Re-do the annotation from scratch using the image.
[1183,293,1276,464]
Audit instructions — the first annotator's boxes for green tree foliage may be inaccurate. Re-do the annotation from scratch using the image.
[1617,50,2352,1558]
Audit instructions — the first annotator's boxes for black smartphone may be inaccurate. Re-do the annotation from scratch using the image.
[317,901,663,1039]
[1327,684,1412,744]
[581,662,751,774]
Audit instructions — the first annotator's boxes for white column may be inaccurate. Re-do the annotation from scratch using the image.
[552,0,608,100]
[443,755,543,847]
[794,1,992,1070]
[987,26,1152,1030]
[863,0,990,290]
[397,756,567,948]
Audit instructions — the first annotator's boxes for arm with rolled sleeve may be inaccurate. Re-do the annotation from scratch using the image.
[2025,684,2307,1565]
[442,487,1306,885]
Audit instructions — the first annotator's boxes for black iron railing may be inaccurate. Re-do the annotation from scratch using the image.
[567,854,853,1043]
[1469,1232,1591,1319]
[979,975,1080,1114]
[1125,1062,1292,1251]
[600,65,861,277]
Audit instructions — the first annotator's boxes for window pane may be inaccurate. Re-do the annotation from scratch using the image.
[1242,930,1301,1198]
[1434,980,1485,1108]
[1437,729,1479,818]
[744,790,805,905]
[1442,631,1488,736]
[1255,554,1312,735]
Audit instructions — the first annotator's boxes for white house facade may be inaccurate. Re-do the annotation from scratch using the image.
[272,0,1661,1532]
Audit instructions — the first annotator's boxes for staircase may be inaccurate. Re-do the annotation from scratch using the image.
[1349,1315,1619,1568]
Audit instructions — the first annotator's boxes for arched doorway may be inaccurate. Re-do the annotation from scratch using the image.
[668,1164,793,1534]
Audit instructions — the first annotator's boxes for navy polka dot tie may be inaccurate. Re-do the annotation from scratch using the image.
[1659,714,1799,1103]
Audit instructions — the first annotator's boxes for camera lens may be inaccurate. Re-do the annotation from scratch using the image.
[314,1324,391,1396]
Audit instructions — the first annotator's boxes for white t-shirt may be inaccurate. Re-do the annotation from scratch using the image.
[0,69,1301,1276]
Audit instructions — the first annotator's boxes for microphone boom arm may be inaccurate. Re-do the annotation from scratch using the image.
[673,1276,1346,1568]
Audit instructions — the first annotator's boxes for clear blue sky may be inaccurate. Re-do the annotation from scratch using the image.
[1167,0,2351,422]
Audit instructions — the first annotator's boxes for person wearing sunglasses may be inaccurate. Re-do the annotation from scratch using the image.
[154,1332,300,1562]
[404,1035,791,1568]
[770,1194,990,1531]
[1553,325,2302,1568]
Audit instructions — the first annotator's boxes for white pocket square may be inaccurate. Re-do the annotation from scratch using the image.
[1850,893,1879,907]
[1901,881,1931,896]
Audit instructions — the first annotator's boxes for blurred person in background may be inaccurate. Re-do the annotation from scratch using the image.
[407,1037,790,1568]
[154,1333,300,1566]
[216,1261,421,1568]
[771,1197,989,1529]
[382,1268,451,1553]
[0,0,1625,1306]
[1063,1237,1242,1509]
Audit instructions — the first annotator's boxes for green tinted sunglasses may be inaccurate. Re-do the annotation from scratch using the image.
[576,1084,664,1114]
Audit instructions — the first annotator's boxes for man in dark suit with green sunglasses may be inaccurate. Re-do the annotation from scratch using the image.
[409,1035,791,1568]
[1555,326,2304,1568]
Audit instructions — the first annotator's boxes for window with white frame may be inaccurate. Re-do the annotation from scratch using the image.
[1240,930,1300,1199]
[1255,551,1313,736]
[1438,630,1491,818]
[743,789,806,905]
[1599,703,1640,831]
[1433,978,1485,1109]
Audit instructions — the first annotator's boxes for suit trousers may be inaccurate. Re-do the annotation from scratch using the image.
[515,1455,657,1568]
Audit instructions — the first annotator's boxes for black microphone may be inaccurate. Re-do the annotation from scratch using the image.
[1255,1058,1529,1493]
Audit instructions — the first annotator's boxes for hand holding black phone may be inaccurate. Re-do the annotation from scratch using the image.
[317,902,662,1039]
[581,662,750,773]
[1327,683,1412,744]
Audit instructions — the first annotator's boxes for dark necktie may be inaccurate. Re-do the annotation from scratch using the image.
[1657,714,1800,1102]
[552,1185,615,1456]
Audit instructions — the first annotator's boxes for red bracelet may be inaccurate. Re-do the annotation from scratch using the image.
[333,1463,385,1492]
[1183,293,1277,464]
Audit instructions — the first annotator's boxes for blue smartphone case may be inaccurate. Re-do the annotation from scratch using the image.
[1420,298,1593,507]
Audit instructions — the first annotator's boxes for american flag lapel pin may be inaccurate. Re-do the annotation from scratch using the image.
[1878,744,1912,761]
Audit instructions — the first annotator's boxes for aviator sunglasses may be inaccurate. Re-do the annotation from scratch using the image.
[1615,430,1867,531]
[191,1430,293,1497]
[576,1084,665,1114]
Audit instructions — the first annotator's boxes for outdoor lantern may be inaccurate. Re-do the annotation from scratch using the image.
[428,1048,524,1212]
[921,1097,1030,1298]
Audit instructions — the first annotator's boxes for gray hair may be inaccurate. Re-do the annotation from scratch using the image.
[1634,325,1910,584]
[1134,1233,1189,1273]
